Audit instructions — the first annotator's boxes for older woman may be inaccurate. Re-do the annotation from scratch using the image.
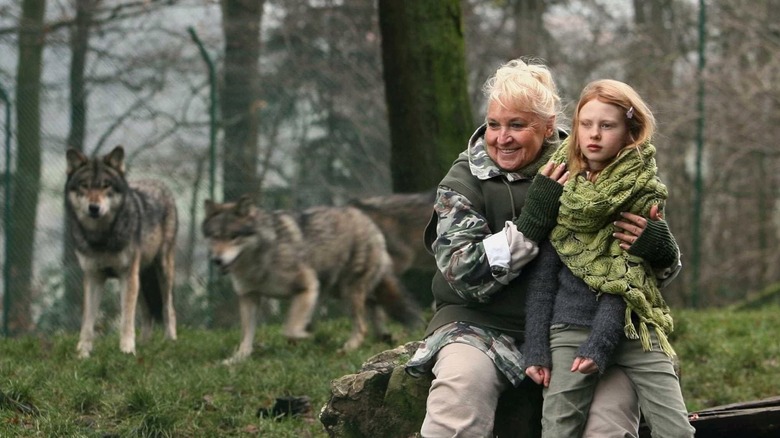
[405,59,681,437]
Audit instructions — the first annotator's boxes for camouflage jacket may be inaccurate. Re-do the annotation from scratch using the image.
[428,125,556,300]
[408,124,557,385]
[421,124,558,340]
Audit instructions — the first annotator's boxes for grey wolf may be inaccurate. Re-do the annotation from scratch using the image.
[348,190,437,275]
[350,191,437,308]
[201,196,422,364]
[65,146,178,358]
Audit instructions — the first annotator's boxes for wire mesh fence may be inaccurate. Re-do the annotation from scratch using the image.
[1,4,249,335]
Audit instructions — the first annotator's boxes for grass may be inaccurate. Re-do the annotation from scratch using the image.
[0,306,778,436]
[0,317,419,437]
[673,305,780,411]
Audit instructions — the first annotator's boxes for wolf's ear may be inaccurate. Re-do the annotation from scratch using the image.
[104,145,126,173]
[235,195,254,217]
[66,148,88,175]
[204,199,216,217]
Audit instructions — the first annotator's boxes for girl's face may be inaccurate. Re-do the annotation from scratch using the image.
[576,99,630,171]
[484,100,552,172]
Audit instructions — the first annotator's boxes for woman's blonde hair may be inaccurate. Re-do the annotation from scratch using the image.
[567,79,656,176]
[482,58,561,125]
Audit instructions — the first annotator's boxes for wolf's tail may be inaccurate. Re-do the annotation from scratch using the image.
[373,273,425,328]
[140,265,164,322]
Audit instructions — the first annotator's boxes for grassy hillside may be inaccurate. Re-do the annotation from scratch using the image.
[0,306,777,437]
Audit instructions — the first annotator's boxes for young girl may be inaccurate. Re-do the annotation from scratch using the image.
[522,79,695,437]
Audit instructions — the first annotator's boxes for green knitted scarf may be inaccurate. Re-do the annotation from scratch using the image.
[547,139,676,357]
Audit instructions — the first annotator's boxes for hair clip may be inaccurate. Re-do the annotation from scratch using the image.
[626,106,635,119]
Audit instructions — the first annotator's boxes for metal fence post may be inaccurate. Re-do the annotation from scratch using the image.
[1,84,13,337]
[188,26,219,325]
[691,0,707,307]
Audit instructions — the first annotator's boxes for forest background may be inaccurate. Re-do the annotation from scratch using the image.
[0,0,778,335]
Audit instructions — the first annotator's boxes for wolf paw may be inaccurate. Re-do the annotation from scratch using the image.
[165,326,177,341]
[223,351,250,366]
[76,342,92,359]
[120,339,136,355]
[283,330,312,340]
[340,336,365,352]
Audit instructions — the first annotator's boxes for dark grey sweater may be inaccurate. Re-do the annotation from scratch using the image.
[522,239,626,373]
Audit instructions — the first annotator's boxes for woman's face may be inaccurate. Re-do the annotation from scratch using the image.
[576,99,630,171]
[485,100,552,172]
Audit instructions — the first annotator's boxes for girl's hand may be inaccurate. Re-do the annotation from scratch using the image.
[571,356,599,374]
[540,161,569,185]
[614,204,662,250]
[525,365,552,387]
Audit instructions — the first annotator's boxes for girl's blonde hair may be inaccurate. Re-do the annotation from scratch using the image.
[482,58,562,125]
[567,79,656,176]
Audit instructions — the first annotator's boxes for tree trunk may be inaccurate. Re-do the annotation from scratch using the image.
[629,0,676,101]
[214,0,265,327]
[513,0,548,59]
[9,0,47,334]
[62,0,95,331]
[220,0,264,203]
[378,0,473,193]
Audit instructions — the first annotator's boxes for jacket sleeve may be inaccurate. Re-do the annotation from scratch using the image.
[627,219,682,288]
[431,187,539,303]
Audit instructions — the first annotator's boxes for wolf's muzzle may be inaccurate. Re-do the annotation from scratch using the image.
[88,204,101,218]
[211,256,232,274]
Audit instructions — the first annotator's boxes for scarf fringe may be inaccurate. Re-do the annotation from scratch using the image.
[656,328,677,357]
[624,311,677,358]
[624,308,639,339]
[639,321,651,350]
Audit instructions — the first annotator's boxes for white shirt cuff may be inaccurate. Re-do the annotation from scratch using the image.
[484,231,511,269]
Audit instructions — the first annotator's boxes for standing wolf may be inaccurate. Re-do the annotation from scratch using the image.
[349,190,437,275]
[350,191,438,308]
[202,196,422,364]
[65,146,178,358]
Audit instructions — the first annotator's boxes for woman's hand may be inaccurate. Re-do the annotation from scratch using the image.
[571,356,599,374]
[525,365,551,387]
[613,204,662,251]
[540,161,569,185]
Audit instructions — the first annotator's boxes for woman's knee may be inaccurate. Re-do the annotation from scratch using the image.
[423,343,508,437]
[429,343,509,409]
[432,343,507,395]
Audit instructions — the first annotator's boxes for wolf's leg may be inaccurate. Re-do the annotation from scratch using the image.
[77,273,104,358]
[368,271,399,341]
[342,244,390,351]
[371,256,423,330]
[368,298,390,341]
[283,267,319,340]
[224,293,257,365]
[118,255,141,355]
[258,297,281,322]
[138,297,153,342]
[160,244,177,341]
[341,285,370,352]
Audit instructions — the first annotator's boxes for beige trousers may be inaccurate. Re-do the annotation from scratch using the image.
[421,342,639,438]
